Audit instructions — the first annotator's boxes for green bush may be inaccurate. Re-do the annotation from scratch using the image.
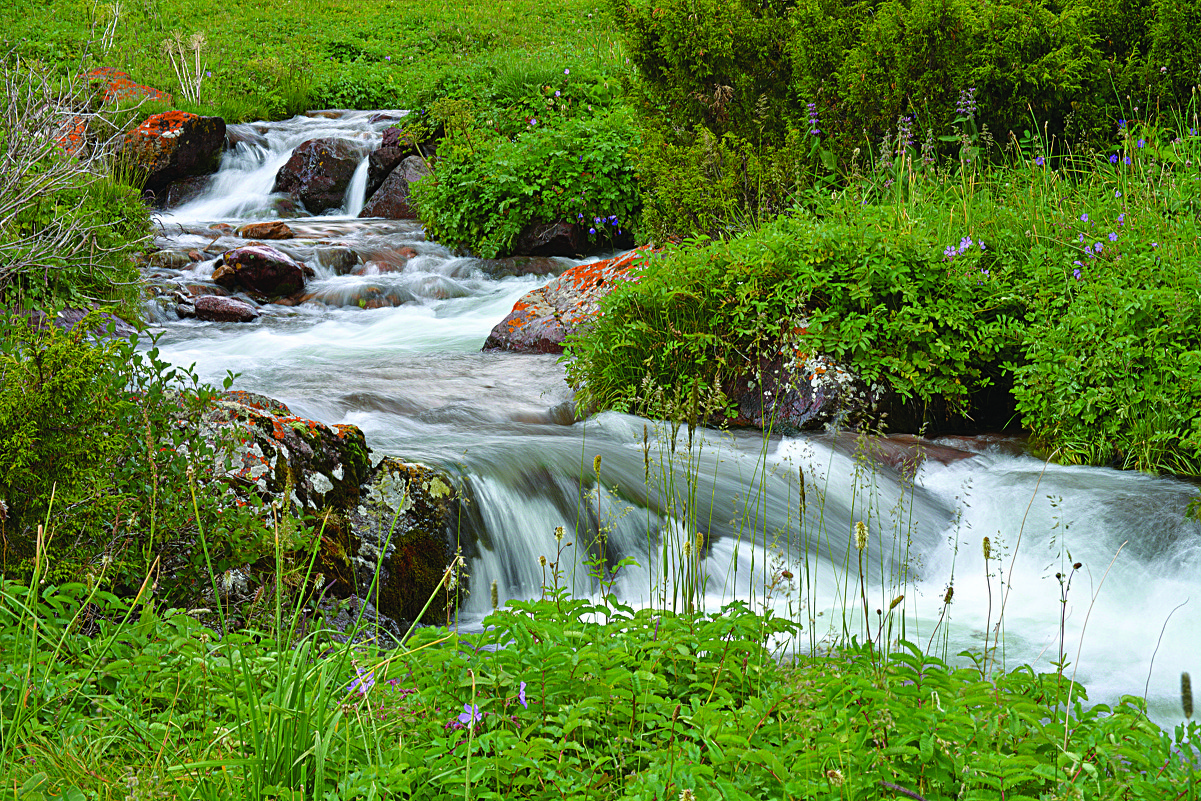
[413,110,642,258]
[565,208,1020,423]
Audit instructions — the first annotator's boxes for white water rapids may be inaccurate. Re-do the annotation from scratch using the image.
[145,111,1201,729]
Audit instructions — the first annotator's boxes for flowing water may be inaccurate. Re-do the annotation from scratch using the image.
[146,111,1201,728]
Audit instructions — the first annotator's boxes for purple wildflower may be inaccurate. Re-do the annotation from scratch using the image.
[1108,232,1118,242]
[1073,268,1082,280]
[458,703,481,727]
[1115,190,1122,198]
[807,102,820,135]
[1109,154,1119,164]
[1035,155,1045,166]
[589,227,596,234]
[1080,213,1089,222]
[1138,139,1145,148]
[347,666,376,696]
[956,87,978,118]
[1094,242,1103,253]
[519,682,528,709]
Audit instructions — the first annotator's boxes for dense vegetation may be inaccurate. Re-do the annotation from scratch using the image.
[2,0,1200,797]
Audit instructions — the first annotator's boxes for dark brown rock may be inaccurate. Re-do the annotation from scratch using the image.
[212,245,306,299]
[272,138,364,214]
[360,156,429,219]
[511,220,584,257]
[313,246,361,276]
[193,295,260,323]
[157,174,212,209]
[476,256,568,279]
[366,145,406,198]
[226,123,268,151]
[122,111,226,194]
[236,221,295,240]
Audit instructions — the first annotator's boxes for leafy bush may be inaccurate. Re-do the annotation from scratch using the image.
[566,208,1019,425]
[413,110,642,258]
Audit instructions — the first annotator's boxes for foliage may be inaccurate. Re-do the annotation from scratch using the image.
[413,110,642,258]
[2,576,1198,800]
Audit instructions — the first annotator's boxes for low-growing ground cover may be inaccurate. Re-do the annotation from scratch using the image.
[4,569,1198,800]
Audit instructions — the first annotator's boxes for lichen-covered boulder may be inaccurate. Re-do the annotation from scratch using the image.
[202,391,371,512]
[345,458,461,625]
[272,137,364,214]
[122,111,226,194]
[212,245,306,299]
[483,248,649,353]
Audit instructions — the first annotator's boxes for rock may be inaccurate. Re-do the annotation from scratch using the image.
[212,245,307,299]
[344,457,462,625]
[15,306,137,338]
[202,390,372,512]
[312,246,360,275]
[366,145,406,198]
[193,295,260,323]
[236,221,295,240]
[483,248,649,353]
[226,123,268,151]
[272,138,364,214]
[309,284,417,309]
[311,595,406,647]
[121,111,226,194]
[476,256,568,279]
[157,174,212,209]
[360,156,429,219]
[511,220,584,257]
[147,250,193,270]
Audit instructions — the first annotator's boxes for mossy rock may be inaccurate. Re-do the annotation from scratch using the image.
[343,457,463,626]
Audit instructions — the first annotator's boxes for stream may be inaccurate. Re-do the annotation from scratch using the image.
[144,110,1201,728]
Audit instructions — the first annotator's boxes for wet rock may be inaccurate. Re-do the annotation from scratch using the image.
[157,174,212,209]
[511,220,584,257]
[184,283,230,297]
[121,111,226,194]
[226,123,268,150]
[236,221,295,240]
[311,595,405,647]
[202,390,372,512]
[272,137,363,213]
[366,145,406,198]
[15,306,137,338]
[213,245,307,299]
[313,246,360,275]
[193,295,260,323]
[483,248,649,353]
[344,457,461,625]
[476,256,568,279]
[147,250,194,270]
[360,156,429,219]
[310,284,417,309]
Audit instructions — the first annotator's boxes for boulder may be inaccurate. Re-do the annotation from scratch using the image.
[366,145,406,198]
[122,111,226,194]
[511,221,584,257]
[272,138,364,214]
[212,245,307,299]
[344,457,462,625]
[236,221,295,240]
[312,246,362,276]
[483,248,649,353]
[360,156,429,219]
[192,295,260,323]
[476,256,569,279]
[202,390,372,512]
[157,174,212,209]
[226,123,268,151]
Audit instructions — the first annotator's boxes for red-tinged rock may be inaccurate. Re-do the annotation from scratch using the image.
[483,248,651,353]
[273,138,364,214]
[212,245,306,299]
[360,156,429,219]
[236,221,295,240]
[366,145,406,197]
[122,111,226,194]
[193,295,260,323]
[85,67,172,104]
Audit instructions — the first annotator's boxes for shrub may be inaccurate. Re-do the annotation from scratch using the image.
[413,110,642,258]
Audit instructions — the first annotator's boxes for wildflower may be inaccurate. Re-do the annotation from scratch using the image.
[1125,156,1132,165]
[1161,66,1168,73]
[826,769,844,787]
[1077,233,1085,242]
[347,666,376,696]
[519,681,528,709]
[1138,138,1146,148]
[1109,232,1118,242]
[897,115,914,151]
[1094,242,1103,253]
[564,68,570,75]
[679,791,696,801]
[1152,241,1159,248]
[554,90,560,97]
[529,118,537,126]
[554,525,565,542]
[807,102,820,135]
[589,227,596,234]
[1080,213,1089,222]
[1109,154,1119,164]
[1034,155,1045,166]
[1115,190,1122,198]
[1118,119,1127,129]
[979,240,986,251]
[385,55,391,61]
[956,87,977,118]
[205,70,212,77]
[1118,213,1125,224]
[943,244,957,260]
[457,703,481,727]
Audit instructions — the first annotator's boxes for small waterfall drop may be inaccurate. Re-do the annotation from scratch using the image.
[343,155,370,218]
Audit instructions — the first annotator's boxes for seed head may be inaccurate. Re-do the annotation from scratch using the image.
[889,594,904,610]
[593,454,602,475]
[982,536,991,560]
[554,525,565,542]
[1183,672,1194,719]
[539,555,547,567]
[683,541,692,557]
[854,521,868,552]
[490,579,498,610]
[943,585,954,605]
[695,531,704,553]
[826,769,844,787]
